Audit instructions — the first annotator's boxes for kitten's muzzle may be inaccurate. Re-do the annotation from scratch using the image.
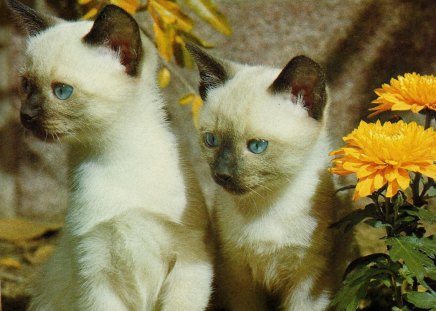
[20,105,41,130]
[20,99,57,141]
[213,172,248,195]
[213,151,249,195]
[214,172,233,185]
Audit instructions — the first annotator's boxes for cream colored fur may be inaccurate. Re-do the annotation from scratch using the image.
[198,65,351,311]
[21,18,213,311]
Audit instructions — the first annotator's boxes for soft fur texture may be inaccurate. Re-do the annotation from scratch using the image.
[188,45,354,311]
[8,1,213,310]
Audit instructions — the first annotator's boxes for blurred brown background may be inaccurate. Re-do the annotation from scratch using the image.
[0,0,435,308]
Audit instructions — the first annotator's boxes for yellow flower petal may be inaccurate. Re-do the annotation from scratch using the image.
[192,95,203,129]
[373,172,386,189]
[386,180,400,198]
[149,0,193,32]
[343,161,363,172]
[396,169,410,190]
[185,0,232,36]
[158,67,171,88]
[82,7,98,19]
[179,93,195,105]
[110,0,141,14]
[356,177,373,198]
[153,22,175,61]
[0,257,21,269]
[357,164,377,178]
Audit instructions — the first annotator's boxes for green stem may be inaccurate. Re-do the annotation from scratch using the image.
[412,172,422,206]
[368,268,404,308]
[391,274,403,308]
[412,112,434,206]
[385,198,393,237]
[392,195,400,233]
[424,111,433,129]
[370,193,384,219]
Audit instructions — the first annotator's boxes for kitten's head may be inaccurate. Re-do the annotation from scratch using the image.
[188,44,327,196]
[7,0,149,144]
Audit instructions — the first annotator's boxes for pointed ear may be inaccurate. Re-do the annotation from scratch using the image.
[186,43,229,101]
[269,56,326,120]
[6,0,57,36]
[82,5,142,77]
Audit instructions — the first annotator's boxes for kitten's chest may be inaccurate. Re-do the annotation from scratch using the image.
[215,190,318,252]
[215,192,318,290]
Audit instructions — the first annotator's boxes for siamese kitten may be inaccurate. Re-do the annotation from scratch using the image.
[188,44,353,311]
[8,1,213,310]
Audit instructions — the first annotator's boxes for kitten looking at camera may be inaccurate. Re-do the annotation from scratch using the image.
[7,1,213,310]
[188,44,354,311]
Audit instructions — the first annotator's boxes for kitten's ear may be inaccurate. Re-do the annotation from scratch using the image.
[6,0,57,36]
[186,43,229,100]
[83,5,142,76]
[269,56,326,120]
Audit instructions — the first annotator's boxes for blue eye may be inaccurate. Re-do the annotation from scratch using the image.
[247,139,268,154]
[52,83,73,100]
[204,132,219,147]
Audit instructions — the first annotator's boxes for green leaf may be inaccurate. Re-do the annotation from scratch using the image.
[402,235,435,257]
[426,184,436,197]
[330,264,391,311]
[427,267,436,281]
[330,203,379,232]
[365,218,392,228]
[399,216,417,223]
[330,265,369,311]
[405,208,436,223]
[406,291,436,310]
[386,236,435,284]
[399,265,415,285]
[393,192,405,208]
[343,253,391,278]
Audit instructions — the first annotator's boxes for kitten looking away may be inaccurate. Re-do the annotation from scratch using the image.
[187,44,355,311]
[7,1,213,310]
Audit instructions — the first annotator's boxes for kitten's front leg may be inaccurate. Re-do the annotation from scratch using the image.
[74,233,131,311]
[158,251,214,311]
[282,277,330,311]
[216,255,268,311]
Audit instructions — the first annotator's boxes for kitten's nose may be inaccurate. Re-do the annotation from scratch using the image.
[216,173,232,183]
[20,112,35,126]
[20,106,40,128]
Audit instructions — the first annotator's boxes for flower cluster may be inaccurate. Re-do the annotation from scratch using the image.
[330,73,436,200]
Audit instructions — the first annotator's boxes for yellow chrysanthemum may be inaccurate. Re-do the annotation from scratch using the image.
[329,120,436,200]
[369,73,436,117]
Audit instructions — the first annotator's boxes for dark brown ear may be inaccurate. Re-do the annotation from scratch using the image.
[186,43,228,101]
[83,5,142,77]
[6,0,57,36]
[269,55,326,120]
